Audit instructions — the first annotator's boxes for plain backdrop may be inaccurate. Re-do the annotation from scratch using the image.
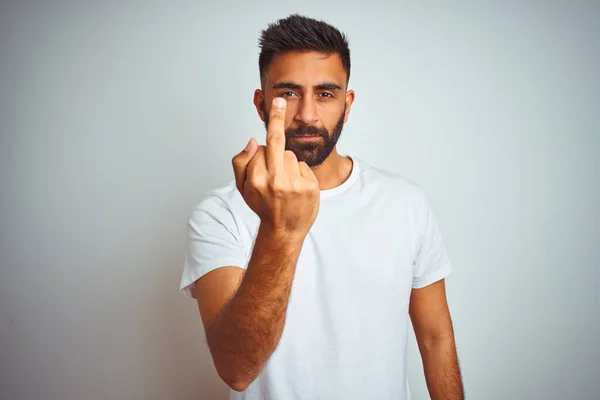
[1,1,598,399]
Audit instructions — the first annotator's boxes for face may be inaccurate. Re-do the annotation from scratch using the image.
[254,51,355,167]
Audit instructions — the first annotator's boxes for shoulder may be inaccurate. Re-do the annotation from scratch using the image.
[193,179,244,212]
[189,179,250,224]
[356,158,426,205]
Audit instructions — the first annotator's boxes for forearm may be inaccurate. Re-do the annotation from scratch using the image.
[208,224,304,390]
[420,337,464,400]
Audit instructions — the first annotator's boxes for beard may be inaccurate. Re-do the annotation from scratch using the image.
[263,105,346,167]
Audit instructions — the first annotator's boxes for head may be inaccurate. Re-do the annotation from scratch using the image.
[254,14,355,167]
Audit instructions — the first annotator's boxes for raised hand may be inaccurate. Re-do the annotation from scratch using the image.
[232,97,320,239]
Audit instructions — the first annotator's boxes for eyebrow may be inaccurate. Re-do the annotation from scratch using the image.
[272,81,343,91]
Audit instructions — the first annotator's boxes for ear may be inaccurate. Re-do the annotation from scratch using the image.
[253,89,266,122]
[343,89,355,123]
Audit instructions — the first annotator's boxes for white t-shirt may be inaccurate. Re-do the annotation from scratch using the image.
[180,156,453,400]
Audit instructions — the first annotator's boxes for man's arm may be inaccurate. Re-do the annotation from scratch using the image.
[194,97,319,392]
[195,224,304,392]
[409,278,464,400]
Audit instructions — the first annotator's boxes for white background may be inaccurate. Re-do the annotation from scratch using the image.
[1,1,598,399]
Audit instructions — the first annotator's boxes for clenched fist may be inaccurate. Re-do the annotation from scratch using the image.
[232,98,320,239]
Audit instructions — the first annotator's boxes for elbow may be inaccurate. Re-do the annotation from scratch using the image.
[208,336,258,392]
[228,379,251,392]
[219,371,252,392]
[214,361,254,392]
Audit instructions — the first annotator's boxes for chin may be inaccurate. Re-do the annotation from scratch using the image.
[295,152,330,167]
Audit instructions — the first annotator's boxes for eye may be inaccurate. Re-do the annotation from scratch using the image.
[280,91,297,97]
[319,92,334,98]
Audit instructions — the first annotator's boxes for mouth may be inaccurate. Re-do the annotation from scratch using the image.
[291,136,321,142]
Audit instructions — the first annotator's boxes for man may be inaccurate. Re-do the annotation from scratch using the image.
[181,14,464,400]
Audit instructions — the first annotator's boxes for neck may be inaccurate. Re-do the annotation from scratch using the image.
[309,149,354,191]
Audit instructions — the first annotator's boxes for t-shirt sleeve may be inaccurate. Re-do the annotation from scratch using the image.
[411,189,453,289]
[180,194,250,298]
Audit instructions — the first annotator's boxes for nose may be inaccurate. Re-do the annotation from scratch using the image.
[294,96,319,125]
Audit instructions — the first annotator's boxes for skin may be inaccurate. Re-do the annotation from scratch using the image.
[410,280,465,399]
[197,93,321,391]
[254,51,355,190]
[194,50,464,398]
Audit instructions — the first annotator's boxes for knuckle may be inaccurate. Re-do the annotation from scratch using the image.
[288,177,301,190]
[248,174,264,190]
[298,161,310,172]
[249,147,265,165]
[269,110,284,121]
[267,136,284,146]
[296,182,310,195]
[268,177,287,193]
[305,179,319,192]
[284,150,298,162]
[245,170,255,185]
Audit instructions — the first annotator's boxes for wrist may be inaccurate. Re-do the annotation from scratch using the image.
[257,222,307,248]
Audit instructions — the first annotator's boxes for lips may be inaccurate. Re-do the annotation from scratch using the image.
[292,136,321,141]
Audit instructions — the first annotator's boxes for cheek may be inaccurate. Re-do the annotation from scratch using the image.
[285,103,299,125]
[322,105,345,126]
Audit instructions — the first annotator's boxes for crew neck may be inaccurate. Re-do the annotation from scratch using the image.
[319,156,360,199]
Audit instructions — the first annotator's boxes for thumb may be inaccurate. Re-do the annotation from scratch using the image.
[242,137,258,153]
[232,138,258,195]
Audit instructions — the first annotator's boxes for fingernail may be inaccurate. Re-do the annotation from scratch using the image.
[243,138,253,152]
[274,97,286,109]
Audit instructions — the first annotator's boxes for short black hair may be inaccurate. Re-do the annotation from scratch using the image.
[258,14,351,86]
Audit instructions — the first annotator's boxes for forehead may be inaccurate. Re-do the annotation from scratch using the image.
[264,51,346,88]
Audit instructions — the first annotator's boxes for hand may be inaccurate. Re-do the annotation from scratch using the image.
[232,97,320,238]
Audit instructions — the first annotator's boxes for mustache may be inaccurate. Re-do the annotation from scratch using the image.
[286,125,328,138]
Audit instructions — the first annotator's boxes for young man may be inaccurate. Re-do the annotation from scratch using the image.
[181,14,464,400]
